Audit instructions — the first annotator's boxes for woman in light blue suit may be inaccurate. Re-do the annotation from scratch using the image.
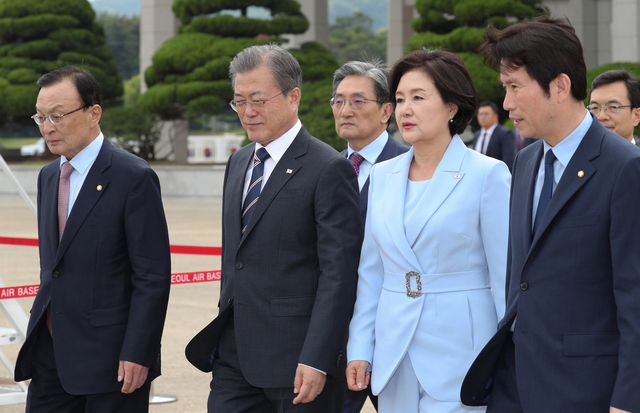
[346,50,510,413]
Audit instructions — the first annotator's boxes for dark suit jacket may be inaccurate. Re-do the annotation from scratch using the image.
[15,139,171,395]
[341,133,409,222]
[215,126,361,388]
[473,124,516,171]
[461,117,640,412]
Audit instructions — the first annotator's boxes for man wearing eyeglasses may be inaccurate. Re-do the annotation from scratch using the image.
[329,60,408,413]
[186,44,362,413]
[14,66,171,413]
[588,69,640,145]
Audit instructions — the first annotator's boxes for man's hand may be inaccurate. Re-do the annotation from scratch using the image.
[292,365,326,404]
[118,360,149,394]
[346,360,370,391]
[611,407,631,413]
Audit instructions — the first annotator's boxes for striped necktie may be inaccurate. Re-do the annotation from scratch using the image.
[241,148,270,234]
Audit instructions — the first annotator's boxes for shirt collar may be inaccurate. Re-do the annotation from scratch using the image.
[481,123,499,136]
[542,110,592,167]
[347,130,389,164]
[60,133,104,175]
[257,120,301,162]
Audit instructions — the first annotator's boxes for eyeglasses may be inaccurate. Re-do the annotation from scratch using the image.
[330,97,383,110]
[587,104,632,115]
[31,106,87,125]
[230,92,284,113]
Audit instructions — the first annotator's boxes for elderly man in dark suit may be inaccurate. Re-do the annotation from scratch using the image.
[197,44,362,413]
[14,66,171,413]
[588,70,640,145]
[473,101,516,170]
[330,60,408,413]
[461,17,640,413]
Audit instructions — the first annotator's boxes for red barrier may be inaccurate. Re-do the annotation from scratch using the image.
[0,270,221,300]
[0,236,222,256]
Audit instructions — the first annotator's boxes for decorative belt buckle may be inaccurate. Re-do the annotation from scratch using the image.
[405,271,422,298]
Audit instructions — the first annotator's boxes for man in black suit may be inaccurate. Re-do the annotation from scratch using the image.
[330,60,408,413]
[15,66,171,412]
[202,45,362,413]
[461,17,640,413]
[473,101,516,170]
[588,69,640,145]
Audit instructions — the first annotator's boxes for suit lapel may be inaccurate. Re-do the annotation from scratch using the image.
[228,145,254,242]
[383,148,421,269]
[404,136,466,246]
[45,165,61,258]
[55,140,112,263]
[239,129,308,244]
[530,126,600,248]
[520,143,543,255]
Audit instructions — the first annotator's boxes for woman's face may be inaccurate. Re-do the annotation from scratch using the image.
[394,69,455,145]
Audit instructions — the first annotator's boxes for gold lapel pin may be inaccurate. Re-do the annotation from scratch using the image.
[96,185,103,191]
[577,171,584,178]
[454,174,461,179]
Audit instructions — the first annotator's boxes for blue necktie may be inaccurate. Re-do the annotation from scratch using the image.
[241,148,270,234]
[533,149,556,235]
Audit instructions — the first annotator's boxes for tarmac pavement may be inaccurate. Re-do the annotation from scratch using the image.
[0,194,375,413]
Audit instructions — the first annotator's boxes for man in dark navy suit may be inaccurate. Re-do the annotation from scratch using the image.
[331,60,408,413]
[473,101,516,171]
[15,66,171,413]
[461,17,640,413]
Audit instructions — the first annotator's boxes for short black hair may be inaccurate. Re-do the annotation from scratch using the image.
[479,16,587,101]
[478,101,499,115]
[590,69,640,109]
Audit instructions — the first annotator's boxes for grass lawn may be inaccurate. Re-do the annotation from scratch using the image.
[0,137,41,149]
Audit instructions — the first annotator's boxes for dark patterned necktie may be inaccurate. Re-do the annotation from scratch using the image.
[533,149,556,235]
[241,148,270,234]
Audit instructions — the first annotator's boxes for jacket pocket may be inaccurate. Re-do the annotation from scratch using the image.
[563,332,619,356]
[270,295,315,316]
[90,304,130,326]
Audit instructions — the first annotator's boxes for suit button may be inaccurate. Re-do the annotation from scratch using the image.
[520,282,529,291]
[53,271,60,278]
[236,262,243,269]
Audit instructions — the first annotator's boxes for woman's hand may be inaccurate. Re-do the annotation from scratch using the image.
[346,360,371,391]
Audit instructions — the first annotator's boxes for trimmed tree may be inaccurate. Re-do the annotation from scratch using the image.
[139,0,343,148]
[0,0,122,126]
[407,0,546,121]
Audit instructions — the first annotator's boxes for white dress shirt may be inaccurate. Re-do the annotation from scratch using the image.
[60,133,104,217]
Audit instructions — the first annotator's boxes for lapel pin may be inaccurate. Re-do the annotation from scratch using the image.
[577,171,584,178]
[286,169,293,174]
[96,185,103,191]
[454,174,461,179]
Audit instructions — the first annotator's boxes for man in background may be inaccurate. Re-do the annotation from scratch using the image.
[332,60,409,224]
[589,69,640,144]
[473,101,516,170]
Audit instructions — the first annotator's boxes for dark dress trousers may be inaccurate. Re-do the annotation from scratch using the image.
[340,134,409,413]
[190,126,362,412]
[473,124,517,171]
[461,116,640,412]
[15,138,170,398]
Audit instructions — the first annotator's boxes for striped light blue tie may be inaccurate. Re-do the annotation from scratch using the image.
[242,148,270,234]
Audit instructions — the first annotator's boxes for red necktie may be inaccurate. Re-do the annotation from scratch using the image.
[350,153,365,176]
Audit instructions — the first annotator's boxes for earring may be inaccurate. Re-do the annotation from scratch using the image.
[449,115,453,123]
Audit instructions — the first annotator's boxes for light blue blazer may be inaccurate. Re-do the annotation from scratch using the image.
[347,135,510,401]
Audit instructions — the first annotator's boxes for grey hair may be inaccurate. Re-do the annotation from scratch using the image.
[229,44,302,95]
[331,59,390,104]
